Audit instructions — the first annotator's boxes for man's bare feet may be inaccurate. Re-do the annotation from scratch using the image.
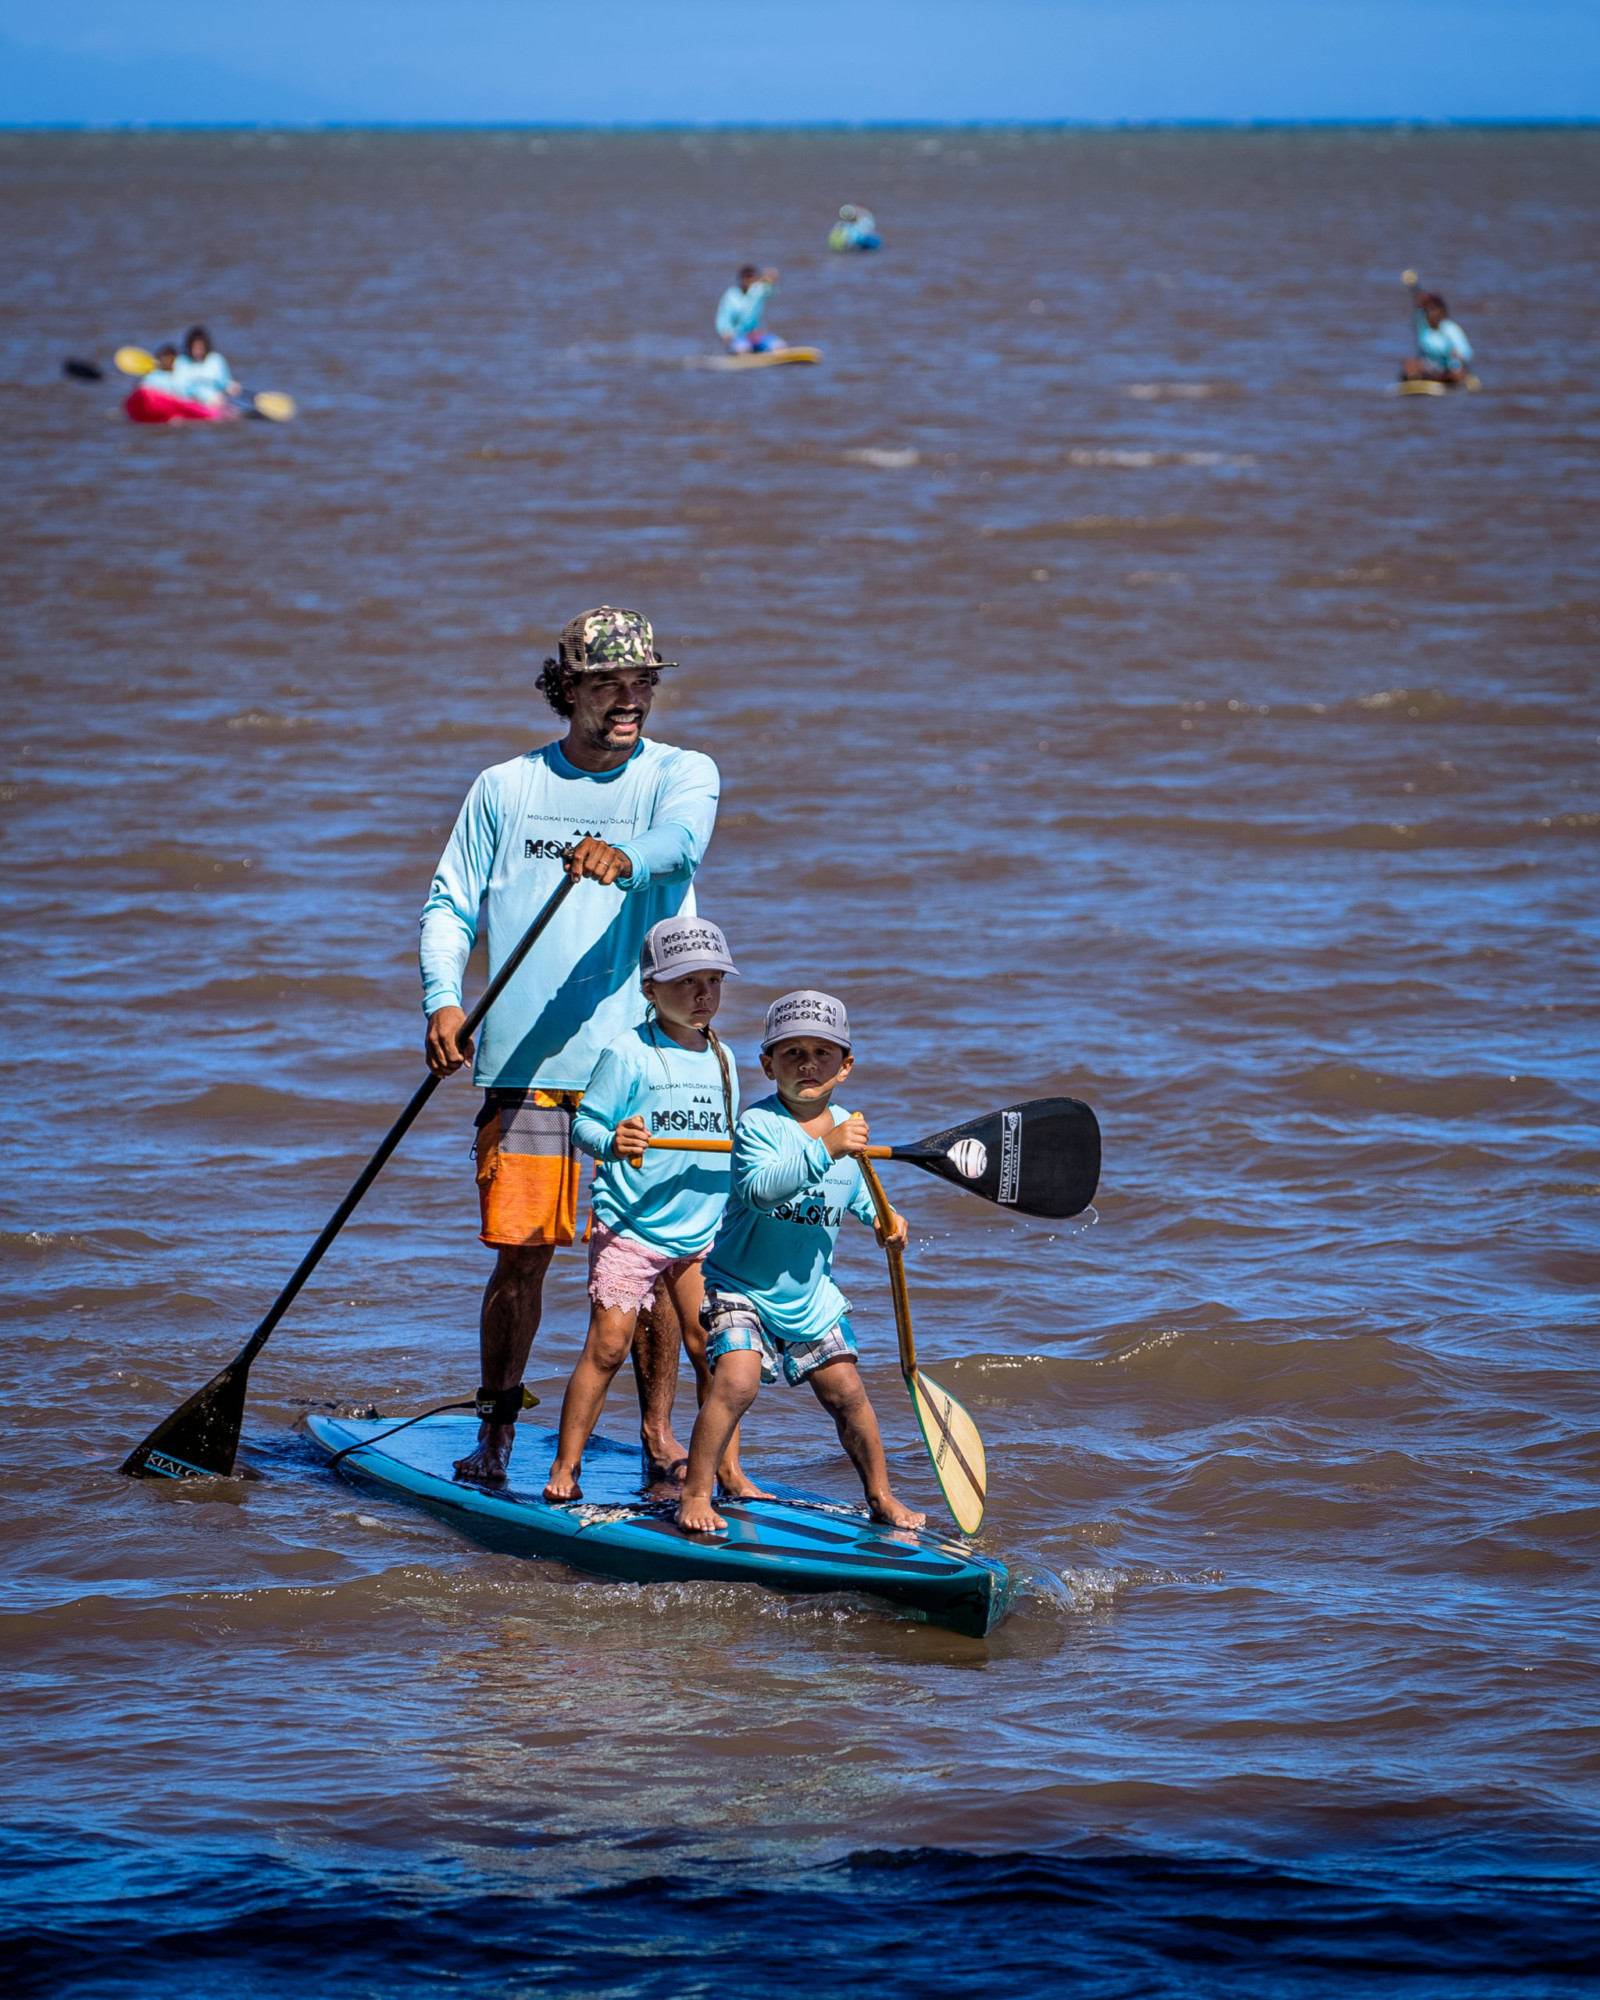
[715,1471,774,1500]
[869,1495,926,1529]
[677,1491,727,1533]
[453,1424,515,1485]
[543,1459,583,1502]
[641,1428,688,1483]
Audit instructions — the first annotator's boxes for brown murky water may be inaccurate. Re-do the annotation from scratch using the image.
[2,128,1598,1993]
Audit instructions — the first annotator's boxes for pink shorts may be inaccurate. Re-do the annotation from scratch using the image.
[587,1220,704,1315]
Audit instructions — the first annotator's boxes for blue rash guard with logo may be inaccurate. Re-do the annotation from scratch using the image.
[418,738,720,1092]
[572,1024,739,1257]
[702,1098,878,1344]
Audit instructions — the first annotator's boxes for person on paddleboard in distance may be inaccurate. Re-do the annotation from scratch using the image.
[828,204,881,252]
[420,607,721,1488]
[715,265,785,354]
[543,916,769,1504]
[173,326,240,407]
[1401,287,1474,386]
[677,990,924,1536]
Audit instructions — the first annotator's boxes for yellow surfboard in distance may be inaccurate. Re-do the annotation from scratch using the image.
[1398,375,1481,398]
[906,1366,988,1536]
[701,346,823,371]
[115,345,157,376]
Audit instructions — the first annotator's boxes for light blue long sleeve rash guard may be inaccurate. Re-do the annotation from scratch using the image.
[715,281,771,341]
[172,352,233,404]
[1413,312,1472,368]
[418,737,719,1092]
[702,1098,879,1344]
[572,1024,739,1256]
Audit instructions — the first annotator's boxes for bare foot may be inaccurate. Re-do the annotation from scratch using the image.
[716,1470,774,1500]
[543,1460,583,1502]
[641,1429,689,1483]
[453,1423,515,1485]
[677,1491,727,1533]
[869,1495,927,1530]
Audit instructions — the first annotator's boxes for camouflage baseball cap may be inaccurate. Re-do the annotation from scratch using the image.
[558,605,676,673]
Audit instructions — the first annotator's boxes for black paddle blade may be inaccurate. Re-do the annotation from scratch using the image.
[120,1356,250,1479]
[63,357,104,381]
[893,1097,1101,1219]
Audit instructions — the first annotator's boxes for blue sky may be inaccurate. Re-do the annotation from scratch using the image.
[1,0,1595,124]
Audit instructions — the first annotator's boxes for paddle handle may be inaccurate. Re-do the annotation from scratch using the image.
[236,869,579,1369]
[648,1136,894,1158]
[859,1156,917,1379]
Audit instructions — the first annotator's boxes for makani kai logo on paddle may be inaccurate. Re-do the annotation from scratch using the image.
[998,1111,1022,1204]
[948,1137,987,1180]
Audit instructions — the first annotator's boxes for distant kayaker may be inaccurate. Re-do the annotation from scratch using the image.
[1402,288,1474,385]
[172,326,240,406]
[828,204,881,252]
[676,990,924,1535]
[420,607,721,1487]
[715,265,785,355]
[543,915,767,1504]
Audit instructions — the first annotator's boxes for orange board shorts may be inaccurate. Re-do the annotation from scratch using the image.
[475,1089,584,1248]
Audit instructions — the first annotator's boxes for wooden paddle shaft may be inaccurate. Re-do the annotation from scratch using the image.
[859,1156,917,1379]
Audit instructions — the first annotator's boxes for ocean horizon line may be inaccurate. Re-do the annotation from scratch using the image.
[3,115,1598,135]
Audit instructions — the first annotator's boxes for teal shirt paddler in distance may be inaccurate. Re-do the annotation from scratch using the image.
[573,1023,739,1257]
[418,738,720,1092]
[702,1097,879,1345]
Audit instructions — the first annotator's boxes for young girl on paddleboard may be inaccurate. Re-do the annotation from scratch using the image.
[677,991,924,1535]
[543,916,762,1502]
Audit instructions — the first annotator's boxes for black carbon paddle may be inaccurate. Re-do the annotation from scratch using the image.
[650,1095,1101,1220]
[121,871,579,1482]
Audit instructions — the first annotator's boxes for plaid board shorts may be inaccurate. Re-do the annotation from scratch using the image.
[700,1290,858,1387]
[474,1088,583,1248]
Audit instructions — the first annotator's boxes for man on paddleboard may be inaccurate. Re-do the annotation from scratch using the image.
[1402,287,1474,385]
[715,265,784,354]
[420,607,720,1485]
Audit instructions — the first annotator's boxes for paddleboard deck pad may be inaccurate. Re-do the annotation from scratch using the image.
[306,1413,1013,1636]
[696,346,822,371]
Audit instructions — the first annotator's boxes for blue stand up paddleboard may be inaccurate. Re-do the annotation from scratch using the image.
[305,1413,1013,1637]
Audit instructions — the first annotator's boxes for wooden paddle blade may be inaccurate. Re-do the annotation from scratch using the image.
[115,345,156,376]
[251,391,296,422]
[906,1367,986,1535]
[895,1097,1100,1219]
[120,1356,249,1479]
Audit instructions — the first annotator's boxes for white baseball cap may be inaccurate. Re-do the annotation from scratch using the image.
[761,989,851,1053]
[639,916,739,982]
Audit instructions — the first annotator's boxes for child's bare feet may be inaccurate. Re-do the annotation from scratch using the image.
[869,1494,926,1530]
[542,1460,583,1501]
[677,1490,727,1533]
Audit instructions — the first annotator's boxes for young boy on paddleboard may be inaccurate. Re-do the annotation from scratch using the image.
[544,917,765,1502]
[677,991,924,1535]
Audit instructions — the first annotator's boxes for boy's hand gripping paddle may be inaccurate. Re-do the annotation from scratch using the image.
[120,872,579,1482]
[858,1156,987,1536]
[648,1096,1100,1220]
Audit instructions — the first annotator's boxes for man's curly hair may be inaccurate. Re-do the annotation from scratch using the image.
[536,652,577,718]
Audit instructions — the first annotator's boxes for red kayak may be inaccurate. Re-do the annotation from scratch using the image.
[125,385,237,425]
